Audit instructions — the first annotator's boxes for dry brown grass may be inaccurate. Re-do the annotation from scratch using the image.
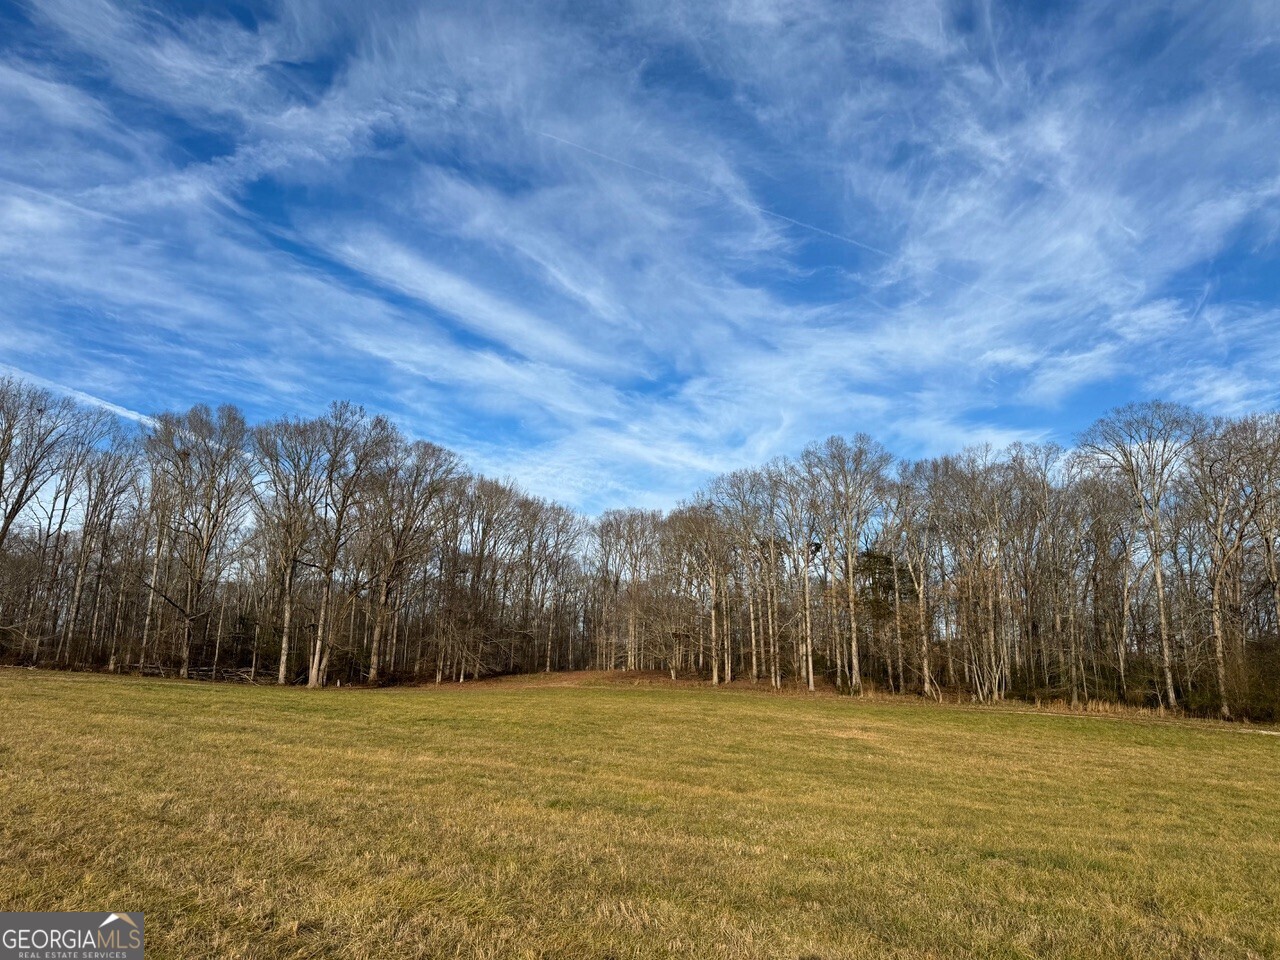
[1,668,1277,959]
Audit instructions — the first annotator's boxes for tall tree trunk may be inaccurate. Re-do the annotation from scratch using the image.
[710,573,719,686]
[1152,535,1178,709]
[309,577,332,688]
[369,577,391,686]
[211,597,226,682]
[140,522,165,672]
[803,559,815,693]
[1211,572,1231,721]
[846,551,861,694]
[278,561,295,685]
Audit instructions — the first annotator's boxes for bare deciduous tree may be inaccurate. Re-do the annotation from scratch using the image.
[1,374,1277,719]
[1079,402,1204,708]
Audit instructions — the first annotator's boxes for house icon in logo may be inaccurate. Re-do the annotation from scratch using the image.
[99,913,139,930]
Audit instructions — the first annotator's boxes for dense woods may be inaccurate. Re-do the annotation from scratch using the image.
[1,375,1278,718]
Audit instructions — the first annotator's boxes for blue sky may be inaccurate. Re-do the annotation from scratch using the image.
[1,0,1278,512]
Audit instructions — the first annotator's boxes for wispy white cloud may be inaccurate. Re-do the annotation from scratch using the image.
[1,0,1277,511]
[0,362,155,425]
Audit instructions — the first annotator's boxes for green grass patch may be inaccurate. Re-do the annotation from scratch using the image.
[1,670,1277,959]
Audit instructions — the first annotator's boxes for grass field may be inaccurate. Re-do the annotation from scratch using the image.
[1,670,1277,960]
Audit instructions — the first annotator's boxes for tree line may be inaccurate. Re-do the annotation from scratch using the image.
[1,374,1277,719]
